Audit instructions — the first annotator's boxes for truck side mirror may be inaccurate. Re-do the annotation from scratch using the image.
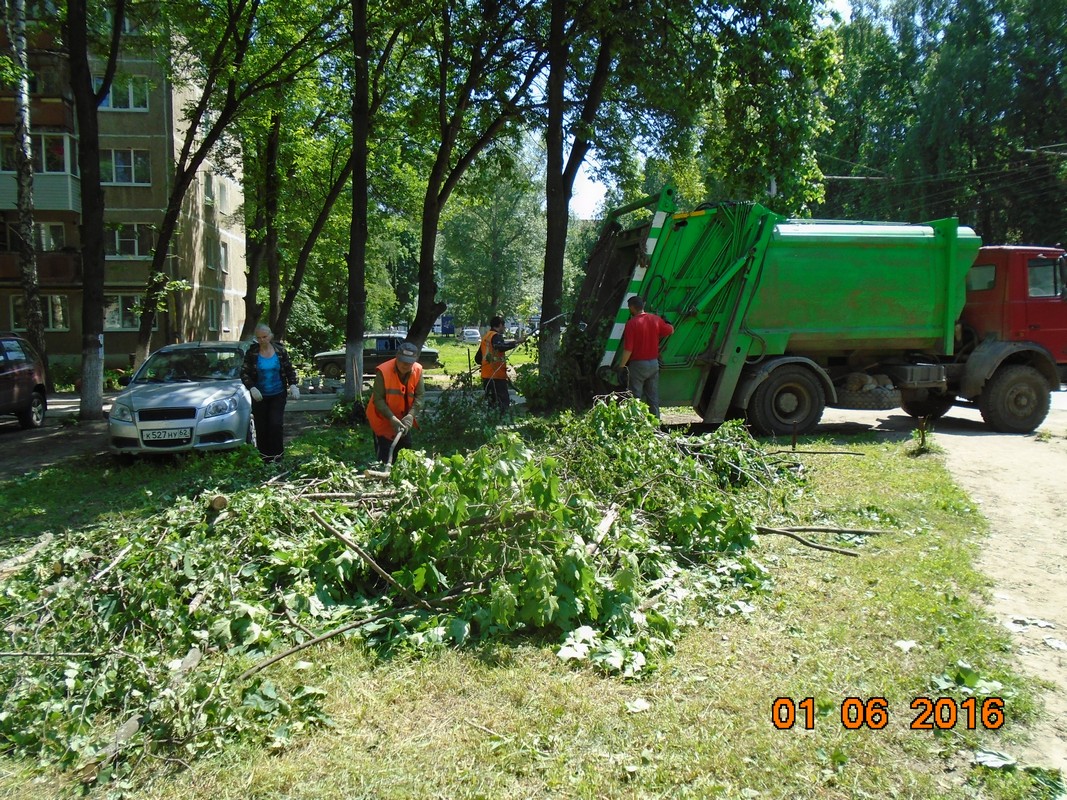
[1059,256,1067,300]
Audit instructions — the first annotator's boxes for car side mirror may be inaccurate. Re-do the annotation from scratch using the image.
[119,375,131,386]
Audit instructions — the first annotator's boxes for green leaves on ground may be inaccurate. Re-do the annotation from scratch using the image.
[0,399,790,786]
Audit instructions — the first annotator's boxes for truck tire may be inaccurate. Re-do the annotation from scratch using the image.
[747,364,826,437]
[322,362,342,379]
[978,364,1050,433]
[833,386,901,410]
[900,392,955,420]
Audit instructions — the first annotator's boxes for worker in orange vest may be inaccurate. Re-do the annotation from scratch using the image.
[479,315,526,411]
[366,341,425,463]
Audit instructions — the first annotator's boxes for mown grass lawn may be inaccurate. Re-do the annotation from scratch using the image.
[0,424,1055,799]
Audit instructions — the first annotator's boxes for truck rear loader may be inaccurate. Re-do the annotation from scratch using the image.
[571,186,1066,436]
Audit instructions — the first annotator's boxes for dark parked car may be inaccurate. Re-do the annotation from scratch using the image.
[0,332,47,429]
[108,341,255,456]
[314,335,440,379]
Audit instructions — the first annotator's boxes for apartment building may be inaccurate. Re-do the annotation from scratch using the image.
[0,11,247,370]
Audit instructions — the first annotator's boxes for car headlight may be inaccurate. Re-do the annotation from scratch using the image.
[205,393,240,419]
[110,402,134,422]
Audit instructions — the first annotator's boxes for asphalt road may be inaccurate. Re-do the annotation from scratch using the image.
[0,391,342,476]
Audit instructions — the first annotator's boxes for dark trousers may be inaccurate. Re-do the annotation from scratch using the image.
[375,431,412,464]
[252,391,287,459]
[482,378,510,411]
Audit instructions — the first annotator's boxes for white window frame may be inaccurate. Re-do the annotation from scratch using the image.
[101,149,151,185]
[0,133,76,175]
[11,293,70,331]
[220,241,229,274]
[104,294,156,331]
[104,223,155,259]
[1,222,65,252]
[94,75,150,111]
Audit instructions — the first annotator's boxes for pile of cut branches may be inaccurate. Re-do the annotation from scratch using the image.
[0,399,794,786]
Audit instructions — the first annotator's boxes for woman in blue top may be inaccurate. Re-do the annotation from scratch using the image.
[241,323,299,462]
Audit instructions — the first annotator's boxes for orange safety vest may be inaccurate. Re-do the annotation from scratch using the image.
[480,329,507,380]
[367,359,424,438]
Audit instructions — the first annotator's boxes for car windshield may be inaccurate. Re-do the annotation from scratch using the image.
[135,349,243,383]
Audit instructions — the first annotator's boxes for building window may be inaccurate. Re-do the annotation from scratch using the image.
[101,149,150,184]
[0,133,75,174]
[207,296,219,332]
[104,294,142,331]
[205,235,219,270]
[203,172,215,205]
[95,75,150,110]
[104,223,155,258]
[1,223,66,252]
[220,241,229,274]
[221,300,232,333]
[11,294,70,331]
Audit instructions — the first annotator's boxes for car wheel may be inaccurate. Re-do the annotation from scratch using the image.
[322,362,342,379]
[16,390,46,429]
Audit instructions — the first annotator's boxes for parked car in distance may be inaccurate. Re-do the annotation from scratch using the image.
[108,341,255,456]
[0,332,47,429]
[313,334,441,379]
[460,328,481,344]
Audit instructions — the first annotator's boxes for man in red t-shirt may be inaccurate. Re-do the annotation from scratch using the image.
[617,295,674,419]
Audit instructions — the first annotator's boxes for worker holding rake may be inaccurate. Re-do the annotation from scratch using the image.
[366,341,425,464]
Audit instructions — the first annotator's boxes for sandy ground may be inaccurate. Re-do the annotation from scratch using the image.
[2,391,1065,772]
[819,398,1067,774]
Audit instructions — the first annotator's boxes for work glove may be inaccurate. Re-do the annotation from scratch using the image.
[249,387,263,402]
[288,385,300,400]
[391,416,407,433]
[401,413,415,431]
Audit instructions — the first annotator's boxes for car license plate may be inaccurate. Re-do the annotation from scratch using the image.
[142,428,192,442]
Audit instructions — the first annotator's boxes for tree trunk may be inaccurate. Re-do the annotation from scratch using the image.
[344,0,369,401]
[65,0,120,418]
[4,0,48,388]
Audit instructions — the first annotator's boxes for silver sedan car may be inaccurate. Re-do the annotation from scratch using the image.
[108,342,255,456]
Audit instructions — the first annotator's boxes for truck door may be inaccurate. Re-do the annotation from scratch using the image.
[1021,254,1067,364]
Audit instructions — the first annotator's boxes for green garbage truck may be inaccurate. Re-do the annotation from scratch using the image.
[571,185,1062,436]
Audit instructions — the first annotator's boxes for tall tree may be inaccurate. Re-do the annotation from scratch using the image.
[1,0,47,386]
[403,0,546,345]
[64,0,125,418]
[131,0,345,365]
[438,145,544,324]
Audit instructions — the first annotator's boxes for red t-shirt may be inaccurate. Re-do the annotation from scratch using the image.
[622,312,674,360]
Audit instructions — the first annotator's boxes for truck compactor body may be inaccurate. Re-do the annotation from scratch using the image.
[573,186,1063,435]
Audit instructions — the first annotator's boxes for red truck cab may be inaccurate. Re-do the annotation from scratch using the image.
[963,245,1067,380]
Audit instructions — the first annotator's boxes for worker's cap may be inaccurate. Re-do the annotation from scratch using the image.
[397,341,420,364]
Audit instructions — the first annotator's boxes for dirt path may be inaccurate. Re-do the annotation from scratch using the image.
[819,400,1067,773]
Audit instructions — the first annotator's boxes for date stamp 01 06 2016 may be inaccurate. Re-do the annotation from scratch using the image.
[772,696,1006,731]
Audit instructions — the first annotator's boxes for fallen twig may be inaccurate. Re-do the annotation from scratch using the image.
[755,525,860,557]
[781,526,892,536]
[309,508,432,609]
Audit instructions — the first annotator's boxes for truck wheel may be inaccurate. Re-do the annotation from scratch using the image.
[979,364,1050,433]
[900,392,955,420]
[748,365,826,437]
[322,362,342,379]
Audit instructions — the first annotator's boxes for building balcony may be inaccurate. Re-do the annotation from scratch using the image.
[0,95,74,130]
[0,173,81,213]
[0,250,82,284]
